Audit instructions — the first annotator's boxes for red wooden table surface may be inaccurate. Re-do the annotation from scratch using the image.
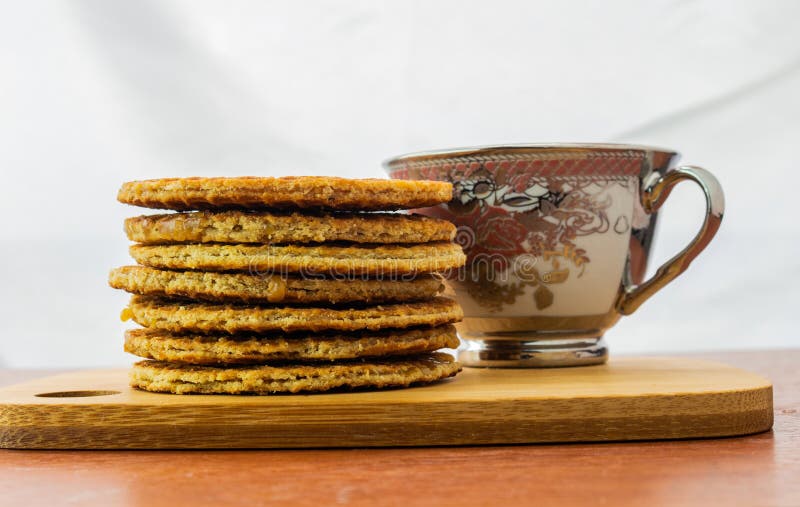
[1,349,798,507]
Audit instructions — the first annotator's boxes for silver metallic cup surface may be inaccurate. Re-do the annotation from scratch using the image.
[385,144,724,367]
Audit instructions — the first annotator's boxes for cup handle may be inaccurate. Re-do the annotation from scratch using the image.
[617,166,725,315]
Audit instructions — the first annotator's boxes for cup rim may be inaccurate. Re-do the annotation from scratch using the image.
[383,143,679,168]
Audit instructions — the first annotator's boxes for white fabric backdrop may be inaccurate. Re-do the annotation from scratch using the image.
[1,0,798,367]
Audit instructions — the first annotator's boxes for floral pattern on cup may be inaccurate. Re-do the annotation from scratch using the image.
[392,156,642,312]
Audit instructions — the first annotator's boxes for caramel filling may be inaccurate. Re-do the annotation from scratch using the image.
[120,307,134,322]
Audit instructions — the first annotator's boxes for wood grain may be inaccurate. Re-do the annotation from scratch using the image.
[0,357,772,449]
[0,350,797,507]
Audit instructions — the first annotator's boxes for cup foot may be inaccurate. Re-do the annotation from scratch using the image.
[458,335,608,368]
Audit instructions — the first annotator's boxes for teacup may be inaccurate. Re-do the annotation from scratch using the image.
[385,144,724,367]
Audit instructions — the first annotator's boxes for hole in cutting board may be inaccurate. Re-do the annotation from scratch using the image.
[35,390,121,398]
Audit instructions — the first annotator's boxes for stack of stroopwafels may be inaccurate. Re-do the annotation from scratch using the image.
[110,176,466,394]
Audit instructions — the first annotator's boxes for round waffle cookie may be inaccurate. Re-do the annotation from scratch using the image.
[129,242,465,276]
[124,325,459,364]
[124,211,456,245]
[124,295,463,333]
[130,353,461,394]
[109,266,443,304]
[117,176,453,211]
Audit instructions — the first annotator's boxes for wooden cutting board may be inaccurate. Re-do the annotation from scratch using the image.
[0,357,772,449]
